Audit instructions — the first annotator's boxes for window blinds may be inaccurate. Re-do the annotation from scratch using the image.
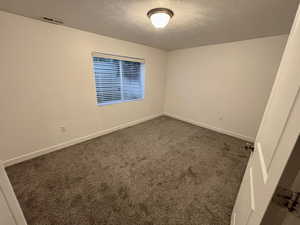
[92,53,144,105]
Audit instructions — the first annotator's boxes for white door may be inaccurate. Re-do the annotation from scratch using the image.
[0,162,27,225]
[259,143,300,225]
[232,3,300,225]
[0,190,15,225]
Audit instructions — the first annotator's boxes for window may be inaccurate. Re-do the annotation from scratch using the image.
[92,53,145,105]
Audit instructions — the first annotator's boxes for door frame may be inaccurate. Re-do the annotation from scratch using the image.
[0,161,27,225]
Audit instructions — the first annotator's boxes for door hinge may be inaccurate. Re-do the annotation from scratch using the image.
[273,186,300,217]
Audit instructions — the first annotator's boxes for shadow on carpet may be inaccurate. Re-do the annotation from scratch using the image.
[6,116,250,225]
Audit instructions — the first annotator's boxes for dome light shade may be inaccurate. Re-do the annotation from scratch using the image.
[147,8,174,29]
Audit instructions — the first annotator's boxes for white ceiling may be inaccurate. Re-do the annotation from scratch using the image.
[0,0,298,50]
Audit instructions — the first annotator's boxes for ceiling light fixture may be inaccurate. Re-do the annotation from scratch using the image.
[147,8,174,29]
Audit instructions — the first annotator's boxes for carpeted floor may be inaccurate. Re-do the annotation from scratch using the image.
[6,116,250,225]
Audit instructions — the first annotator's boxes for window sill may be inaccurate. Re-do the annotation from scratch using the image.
[97,98,144,106]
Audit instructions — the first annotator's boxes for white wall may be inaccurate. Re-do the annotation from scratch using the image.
[0,11,167,163]
[164,35,288,141]
[0,10,289,164]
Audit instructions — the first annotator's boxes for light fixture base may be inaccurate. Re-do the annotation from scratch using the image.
[147,8,174,18]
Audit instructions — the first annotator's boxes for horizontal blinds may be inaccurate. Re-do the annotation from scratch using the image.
[93,57,121,104]
[92,56,144,105]
[122,61,143,101]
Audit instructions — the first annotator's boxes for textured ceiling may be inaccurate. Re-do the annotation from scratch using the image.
[0,0,298,50]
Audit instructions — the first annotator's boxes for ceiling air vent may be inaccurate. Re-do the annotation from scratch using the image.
[41,17,64,25]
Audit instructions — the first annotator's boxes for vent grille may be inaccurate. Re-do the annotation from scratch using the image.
[41,17,63,25]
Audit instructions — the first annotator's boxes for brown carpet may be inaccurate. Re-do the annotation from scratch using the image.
[6,116,250,225]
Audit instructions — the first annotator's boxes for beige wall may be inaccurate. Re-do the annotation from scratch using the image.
[0,11,167,163]
[164,35,288,141]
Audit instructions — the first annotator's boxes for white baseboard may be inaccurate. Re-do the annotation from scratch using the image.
[3,113,163,167]
[164,112,255,142]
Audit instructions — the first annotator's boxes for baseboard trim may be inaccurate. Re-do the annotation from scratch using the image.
[4,112,254,167]
[3,113,163,167]
[164,112,255,142]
